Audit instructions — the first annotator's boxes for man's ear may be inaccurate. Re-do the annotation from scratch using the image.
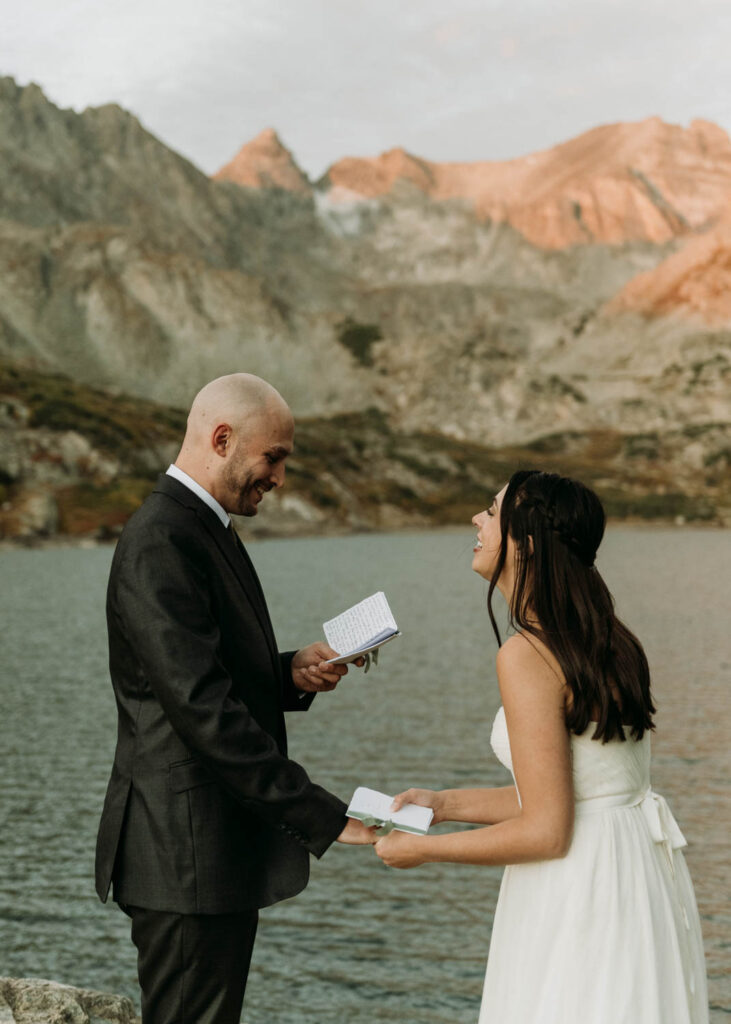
[211,423,232,457]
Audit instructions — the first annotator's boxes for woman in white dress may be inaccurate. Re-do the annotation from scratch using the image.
[374,469,708,1024]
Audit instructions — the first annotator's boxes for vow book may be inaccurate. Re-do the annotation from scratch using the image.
[323,591,401,665]
[347,787,433,835]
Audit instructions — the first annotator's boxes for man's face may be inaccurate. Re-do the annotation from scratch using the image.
[221,407,294,517]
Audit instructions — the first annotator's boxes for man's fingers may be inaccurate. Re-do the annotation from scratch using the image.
[318,660,347,675]
[307,676,339,692]
[338,819,379,845]
[308,663,343,678]
[313,671,342,684]
[294,659,349,692]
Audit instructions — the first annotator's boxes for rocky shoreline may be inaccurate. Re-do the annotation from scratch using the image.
[2,361,728,545]
[0,978,139,1024]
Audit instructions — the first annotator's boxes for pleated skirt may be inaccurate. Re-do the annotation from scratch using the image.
[478,804,708,1024]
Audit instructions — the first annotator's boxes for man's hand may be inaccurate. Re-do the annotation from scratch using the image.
[336,818,379,845]
[291,642,364,692]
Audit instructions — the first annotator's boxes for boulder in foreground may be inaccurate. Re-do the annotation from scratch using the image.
[0,977,139,1024]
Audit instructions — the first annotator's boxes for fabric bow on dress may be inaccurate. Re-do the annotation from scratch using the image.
[638,789,687,877]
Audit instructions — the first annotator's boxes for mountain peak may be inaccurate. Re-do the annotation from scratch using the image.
[254,127,284,145]
[213,129,310,192]
[323,117,731,248]
[321,145,434,197]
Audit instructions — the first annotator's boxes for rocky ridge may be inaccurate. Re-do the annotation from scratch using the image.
[317,118,731,249]
[607,217,731,323]
[0,76,370,414]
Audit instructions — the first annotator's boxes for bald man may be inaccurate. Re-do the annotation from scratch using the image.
[95,374,373,1024]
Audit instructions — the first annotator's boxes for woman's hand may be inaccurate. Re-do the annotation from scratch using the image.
[390,787,445,824]
[374,830,428,869]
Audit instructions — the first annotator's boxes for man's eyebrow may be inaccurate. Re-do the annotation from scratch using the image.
[268,445,292,457]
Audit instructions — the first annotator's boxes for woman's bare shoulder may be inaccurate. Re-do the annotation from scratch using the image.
[496,632,565,689]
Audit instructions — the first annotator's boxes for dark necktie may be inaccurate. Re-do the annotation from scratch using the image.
[227,522,242,556]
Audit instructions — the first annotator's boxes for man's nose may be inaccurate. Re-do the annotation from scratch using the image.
[270,462,286,488]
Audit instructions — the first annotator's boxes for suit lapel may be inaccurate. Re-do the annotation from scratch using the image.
[222,526,280,672]
[153,475,281,676]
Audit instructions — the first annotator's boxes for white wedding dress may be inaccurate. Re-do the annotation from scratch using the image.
[479,707,708,1024]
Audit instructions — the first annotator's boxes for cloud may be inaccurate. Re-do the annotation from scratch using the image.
[499,37,517,59]
[433,18,465,47]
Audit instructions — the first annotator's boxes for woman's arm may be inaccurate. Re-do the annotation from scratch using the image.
[391,785,520,825]
[376,635,574,867]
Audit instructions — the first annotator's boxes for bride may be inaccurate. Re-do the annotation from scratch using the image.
[374,470,708,1024]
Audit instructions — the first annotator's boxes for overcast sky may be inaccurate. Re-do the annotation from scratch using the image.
[3,0,730,179]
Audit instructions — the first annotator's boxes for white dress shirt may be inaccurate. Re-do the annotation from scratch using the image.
[166,464,230,527]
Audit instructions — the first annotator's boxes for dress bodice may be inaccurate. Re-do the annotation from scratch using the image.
[490,705,651,804]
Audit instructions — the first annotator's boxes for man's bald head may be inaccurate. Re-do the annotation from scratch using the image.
[175,373,294,517]
[185,374,290,445]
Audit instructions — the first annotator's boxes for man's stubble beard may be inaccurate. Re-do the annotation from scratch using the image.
[223,459,260,517]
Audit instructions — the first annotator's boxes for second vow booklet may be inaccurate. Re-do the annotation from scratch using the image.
[347,787,434,835]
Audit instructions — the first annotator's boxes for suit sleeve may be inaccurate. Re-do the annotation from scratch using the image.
[112,521,347,857]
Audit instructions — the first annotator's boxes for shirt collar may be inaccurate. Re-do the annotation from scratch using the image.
[166,464,230,528]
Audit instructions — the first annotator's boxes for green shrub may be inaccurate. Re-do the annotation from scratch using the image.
[336,318,382,366]
[56,478,154,535]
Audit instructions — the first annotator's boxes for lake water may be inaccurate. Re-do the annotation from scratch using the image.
[0,528,729,1022]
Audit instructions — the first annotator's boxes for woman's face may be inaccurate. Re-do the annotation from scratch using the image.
[471,485,508,581]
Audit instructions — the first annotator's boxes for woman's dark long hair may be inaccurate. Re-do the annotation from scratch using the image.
[487,470,655,742]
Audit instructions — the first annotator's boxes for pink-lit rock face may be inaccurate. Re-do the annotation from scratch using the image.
[323,147,436,197]
[323,118,731,249]
[606,214,731,324]
[213,128,311,192]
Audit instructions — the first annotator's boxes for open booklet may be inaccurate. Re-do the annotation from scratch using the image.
[323,591,401,666]
[347,786,434,835]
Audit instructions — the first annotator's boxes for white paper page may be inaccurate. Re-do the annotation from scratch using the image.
[347,786,393,823]
[347,787,434,834]
[326,631,400,665]
[323,592,398,656]
[391,803,434,833]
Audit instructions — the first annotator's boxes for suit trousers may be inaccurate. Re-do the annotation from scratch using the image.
[120,903,259,1024]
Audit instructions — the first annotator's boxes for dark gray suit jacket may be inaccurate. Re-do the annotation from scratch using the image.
[95,473,347,914]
